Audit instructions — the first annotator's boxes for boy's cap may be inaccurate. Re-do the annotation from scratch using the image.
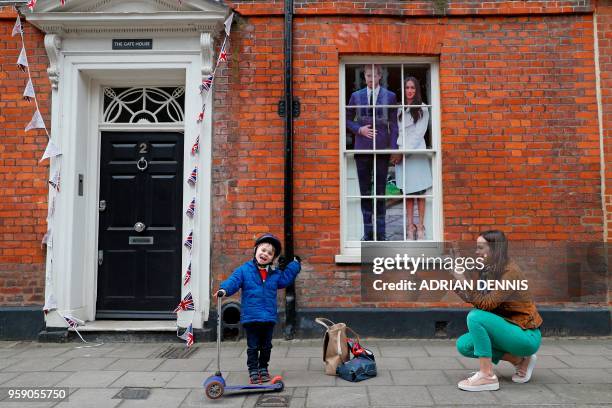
[254,233,282,258]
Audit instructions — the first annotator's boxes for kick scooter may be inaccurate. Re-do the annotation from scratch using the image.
[204,295,284,399]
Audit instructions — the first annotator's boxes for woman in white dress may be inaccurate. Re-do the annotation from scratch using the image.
[391,77,432,240]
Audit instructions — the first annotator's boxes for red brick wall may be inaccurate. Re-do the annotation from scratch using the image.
[228,0,593,16]
[596,2,612,243]
[0,2,607,309]
[214,6,604,307]
[0,7,49,306]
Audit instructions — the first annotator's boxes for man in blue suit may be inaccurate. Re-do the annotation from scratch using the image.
[346,65,398,241]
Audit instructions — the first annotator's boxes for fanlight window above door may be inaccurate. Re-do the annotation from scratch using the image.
[103,87,185,124]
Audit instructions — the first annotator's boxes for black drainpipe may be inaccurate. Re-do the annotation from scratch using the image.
[283,0,297,340]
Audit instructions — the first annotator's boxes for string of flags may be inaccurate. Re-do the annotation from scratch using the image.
[11,8,75,337]
[171,11,235,348]
[17,2,235,348]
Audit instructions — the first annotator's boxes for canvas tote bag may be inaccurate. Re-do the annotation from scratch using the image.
[315,317,350,375]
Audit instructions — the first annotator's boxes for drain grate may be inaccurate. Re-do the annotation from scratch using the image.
[113,387,151,400]
[154,345,198,359]
[255,395,290,407]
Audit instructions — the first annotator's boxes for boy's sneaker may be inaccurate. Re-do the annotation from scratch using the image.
[259,368,271,383]
[249,370,260,384]
[458,371,499,392]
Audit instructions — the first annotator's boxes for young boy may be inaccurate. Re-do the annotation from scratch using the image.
[215,233,301,384]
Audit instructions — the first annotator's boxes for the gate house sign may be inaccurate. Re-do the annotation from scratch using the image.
[112,39,153,50]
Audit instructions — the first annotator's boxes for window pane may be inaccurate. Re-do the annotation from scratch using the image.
[399,68,432,150]
[345,64,400,151]
[347,198,372,241]
[403,196,433,241]
[394,153,433,194]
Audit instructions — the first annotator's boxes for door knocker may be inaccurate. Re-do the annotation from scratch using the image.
[136,157,148,171]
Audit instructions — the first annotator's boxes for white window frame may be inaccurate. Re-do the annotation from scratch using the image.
[337,57,443,263]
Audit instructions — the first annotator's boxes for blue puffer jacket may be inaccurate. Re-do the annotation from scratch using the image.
[220,259,301,324]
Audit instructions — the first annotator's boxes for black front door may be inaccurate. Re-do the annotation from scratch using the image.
[97,132,183,319]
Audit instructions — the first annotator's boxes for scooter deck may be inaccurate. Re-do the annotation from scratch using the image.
[225,383,283,391]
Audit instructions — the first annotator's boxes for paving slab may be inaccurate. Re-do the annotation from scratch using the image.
[424,344,459,357]
[367,385,434,406]
[552,368,612,384]
[427,385,499,405]
[268,357,310,372]
[0,359,19,371]
[10,345,72,358]
[104,358,164,372]
[278,370,336,387]
[557,355,612,369]
[529,355,570,369]
[391,370,450,386]
[53,388,121,408]
[2,358,67,372]
[154,358,211,372]
[191,346,243,359]
[56,370,126,388]
[286,346,322,358]
[493,383,565,404]
[409,356,464,370]
[105,344,164,358]
[558,344,612,356]
[378,345,428,357]
[119,387,190,408]
[52,357,117,371]
[166,371,212,388]
[56,344,119,358]
[0,373,20,386]
[306,386,369,408]
[109,371,176,388]
[180,388,245,407]
[546,383,612,404]
[3,371,72,387]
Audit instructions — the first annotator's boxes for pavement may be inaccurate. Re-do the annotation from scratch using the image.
[0,337,611,407]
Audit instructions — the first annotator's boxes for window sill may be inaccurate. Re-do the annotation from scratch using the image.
[334,254,362,264]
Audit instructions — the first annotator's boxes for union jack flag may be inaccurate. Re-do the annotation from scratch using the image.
[200,75,213,93]
[191,135,200,155]
[218,42,228,63]
[184,231,193,249]
[178,324,194,347]
[197,111,204,123]
[63,314,83,328]
[27,0,37,11]
[184,262,191,286]
[48,173,60,192]
[174,292,194,313]
[187,167,198,185]
[186,197,196,217]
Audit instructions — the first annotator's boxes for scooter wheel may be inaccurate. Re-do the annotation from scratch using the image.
[205,380,224,399]
[273,380,284,392]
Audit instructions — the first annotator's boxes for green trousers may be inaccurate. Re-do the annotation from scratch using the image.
[456,309,541,364]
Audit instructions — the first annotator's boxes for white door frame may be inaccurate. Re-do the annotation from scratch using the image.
[42,52,213,329]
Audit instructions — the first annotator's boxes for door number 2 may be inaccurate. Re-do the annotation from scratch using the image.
[138,142,148,154]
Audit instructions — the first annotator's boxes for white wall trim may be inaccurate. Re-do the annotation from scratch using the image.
[42,42,215,329]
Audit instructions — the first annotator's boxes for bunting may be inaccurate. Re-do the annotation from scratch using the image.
[23,79,35,101]
[184,262,192,286]
[25,109,45,131]
[186,197,196,218]
[191,135,200,155]
[40,141,62,162]
[12,17,22,36]
[174,292,195,312]
[17,47,28,71]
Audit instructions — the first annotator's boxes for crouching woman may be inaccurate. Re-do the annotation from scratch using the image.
[454,230,543,392]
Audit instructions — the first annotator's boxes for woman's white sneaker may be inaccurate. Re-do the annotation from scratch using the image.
[458,371,499,392]
[512,354,537,383]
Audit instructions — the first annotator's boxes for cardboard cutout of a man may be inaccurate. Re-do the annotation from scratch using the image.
[347,65,398,241]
